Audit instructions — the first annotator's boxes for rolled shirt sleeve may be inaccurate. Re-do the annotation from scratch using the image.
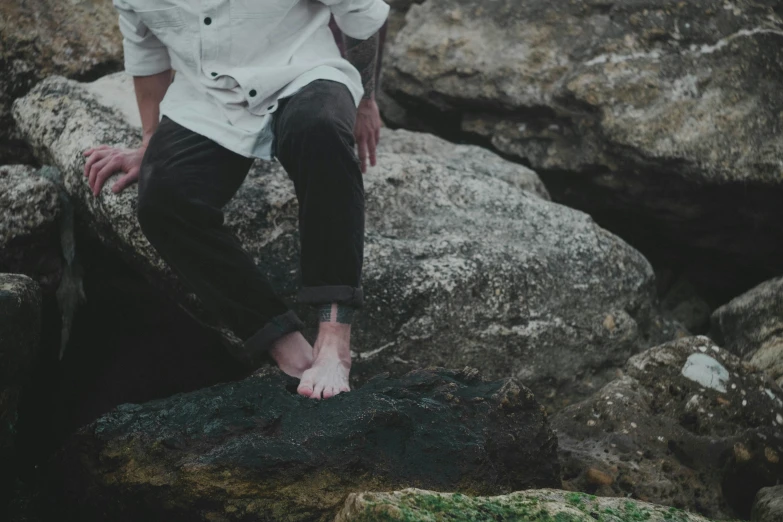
[113,0,172,76]
[319,0,390,40]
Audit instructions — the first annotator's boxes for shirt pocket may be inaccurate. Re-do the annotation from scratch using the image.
[136,6,186,28]
[230,0,298,18]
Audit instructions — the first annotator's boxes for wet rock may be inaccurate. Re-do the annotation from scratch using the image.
[60,367,560,521]
[0,274,41,485]
[382,0,783,296]
[752,485,783,522]
[14,74,671,409]
[712,276,783,387]
[336,488,716,522]
[0,165,64,294]
[0,0,122,164]
[552,336,783,519]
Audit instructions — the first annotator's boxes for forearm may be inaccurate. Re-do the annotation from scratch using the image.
[343,30,380,100]
[133,69,173,147]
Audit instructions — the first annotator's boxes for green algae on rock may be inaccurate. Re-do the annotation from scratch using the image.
[335,488,727,522]
[60,367,559,521]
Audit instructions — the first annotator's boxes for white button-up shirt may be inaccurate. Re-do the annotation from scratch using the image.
[113,0,389,159]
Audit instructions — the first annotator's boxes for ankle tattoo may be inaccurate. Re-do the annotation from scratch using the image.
[318,303,355,324]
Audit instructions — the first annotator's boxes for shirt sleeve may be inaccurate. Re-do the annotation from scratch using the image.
[318,0,390,40]
[113,0,172,76]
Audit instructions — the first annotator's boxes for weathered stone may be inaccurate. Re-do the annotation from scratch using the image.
[0,165,63,293]
[13,74,672,409]
[336,488,718,522]
[752,485,783,522]
[712,276,783,387]
[0,274,41,486]
[553,336,783,519]
[0,0,122,164]
[383,0,783,296]
[61,367,559,521]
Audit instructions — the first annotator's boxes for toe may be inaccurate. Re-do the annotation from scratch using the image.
[297,384,314,397]
[297,374,315,397]
[311,382,326,400]
[322,386,336,399]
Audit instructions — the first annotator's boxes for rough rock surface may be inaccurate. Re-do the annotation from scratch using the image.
[60,367,559,521]
[336,488,719,522]
[553,336,783,519]
[0,165,63,293]
[383,0,783,295]
[13,74,674,408]
[752,485,783,522]
[0,0,122,164]
[712,276,783,387]
[0,274,41,485]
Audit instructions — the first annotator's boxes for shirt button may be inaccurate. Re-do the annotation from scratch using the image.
[211,72,218,77]
[204,17,212,25]
[249,89,257,97]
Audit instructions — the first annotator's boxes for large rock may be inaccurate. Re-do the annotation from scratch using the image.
[60,367,560,521]
[0,165,63,293]
[0,274,41,485]
[12,73,676,409]
[383,0,783,296]
[752,485,783,522]
[552,336,783,519]
[0,0,122,164]
[711,276,783,387]
[336,488,718,522]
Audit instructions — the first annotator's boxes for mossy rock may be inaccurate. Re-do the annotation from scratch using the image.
[336,488,736,522]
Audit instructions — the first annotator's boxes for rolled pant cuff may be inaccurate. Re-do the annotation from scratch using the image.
[243,310,305,368]
[298,285,364,308]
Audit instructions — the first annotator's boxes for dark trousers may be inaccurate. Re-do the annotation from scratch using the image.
[136,80,364,368]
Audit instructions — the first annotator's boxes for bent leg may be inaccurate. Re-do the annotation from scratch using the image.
[137,116,305,368]
[273,80,364,398]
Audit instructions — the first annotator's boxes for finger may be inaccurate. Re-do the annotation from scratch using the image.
[83,144,110,156]
[368,135,377,169]
[93,158,122,196]
[88,156,111,193]
[111,167,139,194]
[85,151,108,180]
[357,136,368,174]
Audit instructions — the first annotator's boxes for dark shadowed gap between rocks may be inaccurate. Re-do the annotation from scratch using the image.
[5,223,250,521]
[378,103,783,313]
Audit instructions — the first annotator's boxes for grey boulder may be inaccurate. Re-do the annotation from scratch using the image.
[13,73,673,409]
[752,485,783,522]
[0,274,41,483]
[383,0,783,292]
[0,0,122,164]
[712,276,783,387]
[0,165,63,293]
[552,336,783,519]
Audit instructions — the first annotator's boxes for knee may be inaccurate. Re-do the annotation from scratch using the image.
[279,105,354,153]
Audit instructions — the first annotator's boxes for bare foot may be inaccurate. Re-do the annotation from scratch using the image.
[298,305,353,399]
[268,331,314,379]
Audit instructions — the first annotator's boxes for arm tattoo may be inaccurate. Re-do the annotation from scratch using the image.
[343,32,379,100]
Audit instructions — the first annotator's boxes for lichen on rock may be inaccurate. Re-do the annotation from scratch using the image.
[12,74,677,409]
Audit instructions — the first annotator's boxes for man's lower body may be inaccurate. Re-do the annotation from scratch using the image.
[135,80,364,399]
